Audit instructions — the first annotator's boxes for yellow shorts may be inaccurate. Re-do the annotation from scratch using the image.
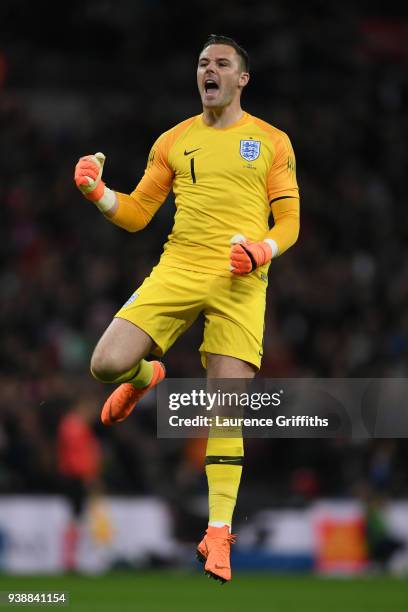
[115,264,267,370]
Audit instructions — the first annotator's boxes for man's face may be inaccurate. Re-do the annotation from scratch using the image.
[197,44,249,109]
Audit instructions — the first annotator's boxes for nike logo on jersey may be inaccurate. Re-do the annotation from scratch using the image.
[184,148,201,155]
[218,458,241,464]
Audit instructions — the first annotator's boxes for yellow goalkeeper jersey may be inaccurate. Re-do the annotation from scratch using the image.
[128,112,299,275]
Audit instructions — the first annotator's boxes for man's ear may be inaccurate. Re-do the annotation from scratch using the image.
[239,72,250,88]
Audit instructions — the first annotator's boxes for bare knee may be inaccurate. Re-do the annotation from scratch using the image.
[90,346,130,382]
[90,340,143,382]
[90,318,154,382]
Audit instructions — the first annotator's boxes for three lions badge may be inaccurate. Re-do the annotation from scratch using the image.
[240,139,261,162]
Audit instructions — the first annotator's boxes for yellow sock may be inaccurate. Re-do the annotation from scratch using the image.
[110,359,153,388]
[205,433,244,526]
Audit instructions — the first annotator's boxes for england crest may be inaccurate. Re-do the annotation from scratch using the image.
[240,139,261,161]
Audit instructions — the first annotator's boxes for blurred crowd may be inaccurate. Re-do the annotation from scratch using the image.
[1,0,408,521]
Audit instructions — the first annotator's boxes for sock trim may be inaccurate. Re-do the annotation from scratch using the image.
[205,455,244,466]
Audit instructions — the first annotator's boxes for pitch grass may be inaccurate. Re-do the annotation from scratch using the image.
[0,572,407,612]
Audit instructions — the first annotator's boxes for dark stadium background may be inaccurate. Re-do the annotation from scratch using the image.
[0,1,407,609]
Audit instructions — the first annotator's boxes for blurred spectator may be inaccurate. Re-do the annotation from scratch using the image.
[57,395,103,571]
[362,489,406,571]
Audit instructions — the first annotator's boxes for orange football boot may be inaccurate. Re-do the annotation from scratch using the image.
[101,361,165,426]
[196,525,236,584]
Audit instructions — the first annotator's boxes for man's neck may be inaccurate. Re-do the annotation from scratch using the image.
[202,104,244,129]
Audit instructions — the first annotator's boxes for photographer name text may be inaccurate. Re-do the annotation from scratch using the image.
[168,415,329,428]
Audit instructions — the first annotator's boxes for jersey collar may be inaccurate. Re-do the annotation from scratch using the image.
[199,112,250,131]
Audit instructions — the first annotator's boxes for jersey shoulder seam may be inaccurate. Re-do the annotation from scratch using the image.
[159,116,200,158]
[249,115,288,143]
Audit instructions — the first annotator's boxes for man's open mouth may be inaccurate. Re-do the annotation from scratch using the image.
[204,79,219,93]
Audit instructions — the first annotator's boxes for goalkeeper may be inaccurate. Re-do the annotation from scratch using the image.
[74,35,299,583]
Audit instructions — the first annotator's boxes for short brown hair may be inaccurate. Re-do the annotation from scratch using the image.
[201,34,249,72]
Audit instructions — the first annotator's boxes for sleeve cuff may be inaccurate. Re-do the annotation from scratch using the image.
[95,187,116,213]
[264,238,279,259]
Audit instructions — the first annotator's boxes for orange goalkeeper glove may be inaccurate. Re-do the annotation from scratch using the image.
[230,234,276,275]
[74,152,116,212]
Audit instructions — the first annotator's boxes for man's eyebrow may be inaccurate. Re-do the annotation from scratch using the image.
[198,56,232,62]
